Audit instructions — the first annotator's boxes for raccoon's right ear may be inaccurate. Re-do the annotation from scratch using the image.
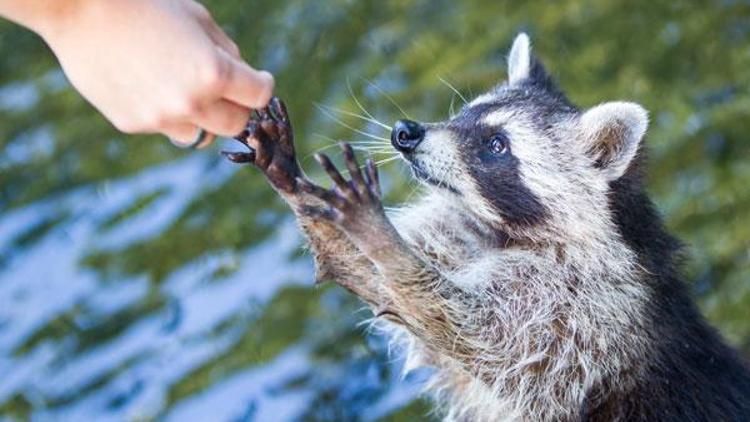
[578,102,649,180]
[507,33,552,87]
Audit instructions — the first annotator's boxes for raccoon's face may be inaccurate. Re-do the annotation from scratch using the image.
[391,34,648,240]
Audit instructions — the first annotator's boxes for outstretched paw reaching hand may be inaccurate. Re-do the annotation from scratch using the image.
[222,96,300,193]
[297,143,387,236]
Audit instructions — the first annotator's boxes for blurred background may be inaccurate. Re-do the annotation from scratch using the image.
[1,0,749,420]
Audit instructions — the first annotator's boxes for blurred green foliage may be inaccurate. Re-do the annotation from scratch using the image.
[1,0,748,420]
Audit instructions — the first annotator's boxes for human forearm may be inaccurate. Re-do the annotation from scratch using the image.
[0,0,82,36]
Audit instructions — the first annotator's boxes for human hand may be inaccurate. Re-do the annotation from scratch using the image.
[27,0,274,147]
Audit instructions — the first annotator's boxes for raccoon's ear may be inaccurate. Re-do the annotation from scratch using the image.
[578,102,649,180]
[508,33,532,85]
[507,33,551,86]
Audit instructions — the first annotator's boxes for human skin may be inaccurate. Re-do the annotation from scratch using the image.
[0,0,274,147]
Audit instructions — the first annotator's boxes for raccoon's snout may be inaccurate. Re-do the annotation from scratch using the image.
[391,119,425,153]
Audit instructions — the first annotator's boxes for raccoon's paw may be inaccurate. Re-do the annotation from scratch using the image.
[296,143,386,232]
[221,96,301,193]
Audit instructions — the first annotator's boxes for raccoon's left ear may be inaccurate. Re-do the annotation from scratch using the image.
[507,32,550,86]
[578,102,649,180]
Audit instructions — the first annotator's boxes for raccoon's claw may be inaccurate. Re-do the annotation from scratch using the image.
[221,150,255,164]
[268,96,290,124]
[222,122,262,165]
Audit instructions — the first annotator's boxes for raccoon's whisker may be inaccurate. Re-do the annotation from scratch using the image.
[353,146,395,151]
[309,130,399,175]
[308,135,396,159]
[317,107,390,142]
[349,142,395,149]
[313,145,391,157]
[344,155,401,175]
[313,133,384,145]
[361,152,398,156]
[373,156,401,166]
[313,134,393,149]
[339,155,400,177]
[437,75,468,105]
[404,180,422,204]
[360,150,398,155]
[346,79,389,127]
[362,77,413,120]
[305,145,394,162]
[308,134,346,155]
[350,143,392,147]
[306,136,366,160]
[311,133,339,143]
[350,146,392,151]
[315,103,392,131]
[338,142,392,149]
[344,141,392,147]
[449,95,457,119]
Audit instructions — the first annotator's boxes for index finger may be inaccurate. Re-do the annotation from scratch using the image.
[222,55,275,109]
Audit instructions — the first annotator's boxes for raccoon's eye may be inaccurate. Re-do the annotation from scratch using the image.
[487,133,508,155]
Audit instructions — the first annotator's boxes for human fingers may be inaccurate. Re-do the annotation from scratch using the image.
[162,120,216,149]
[189,98,250,138]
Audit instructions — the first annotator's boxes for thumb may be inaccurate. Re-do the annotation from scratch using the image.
[220,51,274,109]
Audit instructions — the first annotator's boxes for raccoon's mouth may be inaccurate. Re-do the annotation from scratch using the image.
[407,159,460,195]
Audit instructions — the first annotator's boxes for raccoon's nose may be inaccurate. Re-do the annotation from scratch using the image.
[391,119,425,153]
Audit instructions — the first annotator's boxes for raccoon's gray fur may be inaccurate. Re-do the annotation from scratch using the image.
[227,33,750,421]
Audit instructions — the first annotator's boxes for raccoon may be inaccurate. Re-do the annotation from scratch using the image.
[224,33,750,421]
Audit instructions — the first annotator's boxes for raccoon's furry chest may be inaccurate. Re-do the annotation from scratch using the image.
[386,193,649,421]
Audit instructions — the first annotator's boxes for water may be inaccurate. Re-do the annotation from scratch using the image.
[1,1,749,420]
[0,152,423,420]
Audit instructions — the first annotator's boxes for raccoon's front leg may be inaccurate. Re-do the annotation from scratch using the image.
[222,98,382,305]
[299,144,481,363]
